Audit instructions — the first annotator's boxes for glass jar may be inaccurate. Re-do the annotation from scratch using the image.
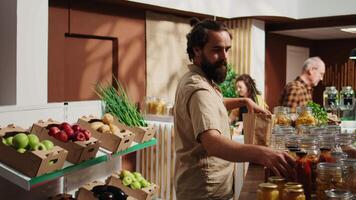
[268,176,286,200]
[325,189,354,200]
[338,159,356,194]
[274,106,292,126]
[282,187,306,200]
[271,127,286,151]
[339,86,355,111]
[323,86,339,111]
[330,152,348,163]
[316,163,344,200]
[296,106,316,127]
[318,132,336,163]
[298,125,315,136]
[327,125,342,135]
[257,183,279,200]
[335,133,356,159]
[285,134,301,150]
[296,137,320,200]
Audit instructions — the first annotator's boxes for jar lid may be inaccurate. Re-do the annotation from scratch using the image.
[341,86,352,90]
[258,183,278,189]
[325,189,354,198]
[325,86,336,90]
[284,182,303,188]
[339,158,356,168]
[268,176,285,183]
[284,187,304,193]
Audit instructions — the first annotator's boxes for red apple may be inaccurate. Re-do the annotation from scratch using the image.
[72,124,81,132]
[75,132,86,141]
[60,122,71,130]
[55,130,68,142]
[63,126,74,136]
[82,129,91,140]
[48,126,60,137]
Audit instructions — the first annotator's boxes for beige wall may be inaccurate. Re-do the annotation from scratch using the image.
[146,11,191,103]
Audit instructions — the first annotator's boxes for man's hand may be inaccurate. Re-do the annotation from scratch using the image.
[245,98,271,116]
[258,147,296,178]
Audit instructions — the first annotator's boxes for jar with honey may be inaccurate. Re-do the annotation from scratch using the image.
[257,183,279,200]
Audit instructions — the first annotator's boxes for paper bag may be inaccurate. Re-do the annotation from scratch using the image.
[242,113,273,146]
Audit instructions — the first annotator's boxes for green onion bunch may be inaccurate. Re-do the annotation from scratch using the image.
[306,101,328,125]
[95,79,147,127]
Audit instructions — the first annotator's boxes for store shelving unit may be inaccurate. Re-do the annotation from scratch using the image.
[0,138,157,191]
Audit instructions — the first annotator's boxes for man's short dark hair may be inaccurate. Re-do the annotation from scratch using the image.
[186,18,231,61]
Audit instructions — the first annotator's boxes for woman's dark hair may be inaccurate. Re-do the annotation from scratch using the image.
[236,74,261,103]
[186,17,231,61]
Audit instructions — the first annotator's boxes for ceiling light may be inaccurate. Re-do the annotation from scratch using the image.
[340,27,356,33]
[349,48,356,60]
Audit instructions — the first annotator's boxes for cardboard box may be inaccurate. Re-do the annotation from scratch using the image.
[106,172,158,200]
[76,180,105,200]
[77,180,133,200]
[0,124,68,177]
[31,119,100,164]
[113,118,156,143]
[77,116,135,152]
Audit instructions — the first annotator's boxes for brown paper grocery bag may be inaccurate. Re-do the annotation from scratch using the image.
[242,113,273,146]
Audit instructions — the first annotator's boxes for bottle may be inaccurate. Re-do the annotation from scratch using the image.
[325,189,354,200]
[323,86,339,111]
[316,163,343,200]
[339,86,355,111]
[257,183,279,200]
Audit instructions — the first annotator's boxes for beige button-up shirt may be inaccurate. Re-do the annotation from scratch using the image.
[174,64,234,200]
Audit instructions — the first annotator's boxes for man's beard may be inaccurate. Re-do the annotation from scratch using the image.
[201,55,227,84]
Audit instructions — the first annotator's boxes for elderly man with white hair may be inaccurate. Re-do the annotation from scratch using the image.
[279,56,326,112]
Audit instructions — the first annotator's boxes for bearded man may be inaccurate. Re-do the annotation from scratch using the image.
[173,18,296,200]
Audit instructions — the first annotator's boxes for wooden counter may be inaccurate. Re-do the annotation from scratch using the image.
[238,164,265,200]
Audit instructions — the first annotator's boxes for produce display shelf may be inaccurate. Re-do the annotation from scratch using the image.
[0,138,157,191]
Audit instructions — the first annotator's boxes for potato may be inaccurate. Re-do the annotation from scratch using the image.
[109,123,119,134]
[98,124,111,133]
[91,121,104,130]
[102,113,114,124]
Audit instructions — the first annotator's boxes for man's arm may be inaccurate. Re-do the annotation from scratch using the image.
[199,129,295,178]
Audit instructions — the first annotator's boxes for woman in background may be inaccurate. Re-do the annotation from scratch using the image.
[229,74,269,126]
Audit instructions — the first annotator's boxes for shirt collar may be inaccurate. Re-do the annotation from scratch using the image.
[295,76,313,91]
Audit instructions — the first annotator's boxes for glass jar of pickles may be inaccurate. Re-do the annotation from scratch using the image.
[316,163,344,200]
[274,106,292,126]
[325,189,354,200]
[282,187,306,200]
[339,86,355,111]
[268,176,285,200]
[323,86,339,111]
[296,106,316,127]
[257,183,279,200]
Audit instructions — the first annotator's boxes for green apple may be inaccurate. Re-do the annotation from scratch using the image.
[12,133,29,149]
[133,172,142,178]
[41,140,54,150]
[32,143,47,151]
[6,136,13,146]
[2,138,9,146]
[27,134,40,149]
[130,181,141,189]
[140,179,150,188]
[122,176,133,186]
[17,148,26,153]
[121,170,134,179]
